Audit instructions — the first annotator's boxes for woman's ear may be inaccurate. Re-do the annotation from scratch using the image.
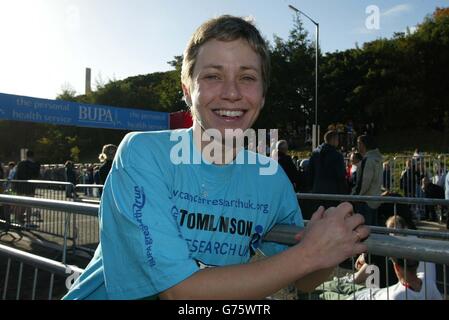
[182,83,192,107]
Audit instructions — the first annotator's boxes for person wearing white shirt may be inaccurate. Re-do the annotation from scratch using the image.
[349,258,442,300]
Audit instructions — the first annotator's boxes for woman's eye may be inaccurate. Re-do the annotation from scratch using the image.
[241,76,256,81]
[204,75,220,80]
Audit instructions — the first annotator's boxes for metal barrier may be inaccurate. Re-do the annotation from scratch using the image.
[1,192,448,256]
[0,194,98,262]
[298,192,449,206]
[268,193,449,300]
[389,154,448,195]
[72,184,103,254]
[345,154,448,197]
[0,180,77,246]
[299,192,449,225]
[0,193,448,300]
[74,184,103,203]
[0,243,83,300]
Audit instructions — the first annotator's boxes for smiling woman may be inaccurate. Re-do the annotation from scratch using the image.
[62,14,369,301]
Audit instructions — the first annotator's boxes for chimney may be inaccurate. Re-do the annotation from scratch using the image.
[85,67,92,95]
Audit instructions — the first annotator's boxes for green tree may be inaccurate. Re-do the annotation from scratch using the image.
[257,15,316,132]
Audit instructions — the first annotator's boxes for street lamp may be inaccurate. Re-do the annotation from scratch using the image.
[288,4,319,148]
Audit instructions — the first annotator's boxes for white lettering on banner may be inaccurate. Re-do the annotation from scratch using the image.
[79,106,113,123]
[12,109,43,121]
[16,97,33,107]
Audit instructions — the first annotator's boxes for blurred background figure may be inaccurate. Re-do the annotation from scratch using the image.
[275,140,300,191]
[98,144,118,185]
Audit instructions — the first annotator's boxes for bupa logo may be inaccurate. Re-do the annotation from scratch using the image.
[79,106,113,123]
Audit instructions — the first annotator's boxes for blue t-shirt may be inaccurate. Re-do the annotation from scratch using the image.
[63,128,303,300]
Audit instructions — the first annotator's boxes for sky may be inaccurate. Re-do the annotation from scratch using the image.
[0,0,447,100]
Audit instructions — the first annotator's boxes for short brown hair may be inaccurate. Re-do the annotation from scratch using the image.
[358,135,377,150]
[386,215,407,229]
[181,15,271,96]
[391,257,419,271]
[324,130,339,143]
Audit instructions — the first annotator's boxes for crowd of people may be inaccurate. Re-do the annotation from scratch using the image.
[0,146,118,228]
[273,131,449,229]
[282,120,376,152]
[0,144,118,190]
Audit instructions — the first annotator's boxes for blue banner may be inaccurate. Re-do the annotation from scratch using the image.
[0,92,169,131]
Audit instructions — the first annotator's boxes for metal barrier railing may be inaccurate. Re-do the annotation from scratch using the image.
[1,193,448,300]
[298,192,449,207]
[72,184,103,253]
[344,154,448,196]
[299,192,449,225]
[0,179,77,242]
[0,243,83,300]
[266,225,449,265]
[1,193,448,257]
[74,184,103,203]
[0,194,98,262]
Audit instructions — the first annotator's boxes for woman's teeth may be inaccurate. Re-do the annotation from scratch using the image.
[214,110,244,117]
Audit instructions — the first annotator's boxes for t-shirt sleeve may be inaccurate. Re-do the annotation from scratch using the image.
[100,133,199,299]
[257,176,304,257]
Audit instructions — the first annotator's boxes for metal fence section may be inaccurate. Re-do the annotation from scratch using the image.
[1,193,448,300]
[72,184,102,254]
[388,154,448,194]
[299,191,449,225]
[0,194,99,261]
[344,153,448,200]
[290,192,449,300]
[266,224,449,264]
[267,224,448,300]
[0,243,83,300]
[0,180,78,241]
[74,184,103,203]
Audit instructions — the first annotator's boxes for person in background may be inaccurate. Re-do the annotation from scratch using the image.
[7,162,16,180]
[275,140,299,191]
[348,152,363,194]
[353,135,383,226]
[421,177,445,222]
[432,162,447,189]
[308,130,348,210]
[377,190,416,229]
[382,160,392,191]
[310,215,441,300]
[400,159,419,197]
[64,160,77,198]
[14,150,41,227]
[98,144,118,185]
[5,162,16,190]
